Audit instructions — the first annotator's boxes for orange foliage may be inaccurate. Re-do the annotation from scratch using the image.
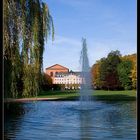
[91,61,101,88]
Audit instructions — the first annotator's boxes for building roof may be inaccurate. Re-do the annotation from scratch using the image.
[45,64,69,70]
[55,71,81,77]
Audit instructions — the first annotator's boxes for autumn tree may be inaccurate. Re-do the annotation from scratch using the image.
[41,73,53,91]
[91,51,136,90]
[117,60,132,90]
[129,54,137,89]
[91,61,101,89]
[98,50,121,90]
[121,54,137,89]
[130,63,137,89]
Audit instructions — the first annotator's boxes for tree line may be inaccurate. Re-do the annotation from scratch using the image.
[4,0,54,98]
[91,50,137,90]
[42,50,137,91]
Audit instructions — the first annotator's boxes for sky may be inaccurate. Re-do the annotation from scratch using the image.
[43,0,137,72]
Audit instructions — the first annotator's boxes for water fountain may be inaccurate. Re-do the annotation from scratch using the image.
[79,38,93,108]
[5,38,136,139]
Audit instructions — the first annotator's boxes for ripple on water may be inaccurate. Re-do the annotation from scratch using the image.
[5,101,136,140]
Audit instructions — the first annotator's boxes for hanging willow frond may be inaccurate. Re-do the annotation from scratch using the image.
[42,2,54,42]
[4,0,54,98]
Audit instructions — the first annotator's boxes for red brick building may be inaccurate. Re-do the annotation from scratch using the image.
[45,64,83,90]
[45,64,69,82]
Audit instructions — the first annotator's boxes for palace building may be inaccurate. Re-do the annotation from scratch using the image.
[45,64,83,89]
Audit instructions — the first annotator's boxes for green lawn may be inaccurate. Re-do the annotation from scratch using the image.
[37,90,136,101]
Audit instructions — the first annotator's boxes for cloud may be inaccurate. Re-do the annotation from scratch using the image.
[43,35,136,71]
[49,35,81,47]
[43,36,82,71]
[84,38,136,66]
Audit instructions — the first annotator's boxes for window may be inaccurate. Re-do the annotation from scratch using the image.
[50,72,53,77]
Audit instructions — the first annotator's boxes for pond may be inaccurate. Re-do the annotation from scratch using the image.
[4,101,136,140]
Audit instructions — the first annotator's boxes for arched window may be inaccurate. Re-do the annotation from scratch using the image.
[50,72,53,77]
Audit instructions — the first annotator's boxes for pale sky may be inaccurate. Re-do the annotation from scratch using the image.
[43,0,137,72]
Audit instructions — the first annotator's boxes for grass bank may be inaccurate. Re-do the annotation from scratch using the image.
[37,90,136,101]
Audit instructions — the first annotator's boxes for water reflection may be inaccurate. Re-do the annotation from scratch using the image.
[79,110,93,140]
[4,102,24,139]
[103,101,136,139]
[78,101,136,140]
[4,101,136,140]
[4,102,36,139]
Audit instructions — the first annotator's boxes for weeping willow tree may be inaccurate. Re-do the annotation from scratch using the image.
[4,0,22,98]
[4,0,54,98]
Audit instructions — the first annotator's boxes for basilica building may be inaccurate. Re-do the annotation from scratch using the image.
[45,64,83,89]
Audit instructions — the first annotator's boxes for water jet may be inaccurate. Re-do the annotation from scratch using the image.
[79,38,93,108]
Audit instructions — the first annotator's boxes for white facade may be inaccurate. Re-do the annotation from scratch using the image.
[53,73,83,85]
